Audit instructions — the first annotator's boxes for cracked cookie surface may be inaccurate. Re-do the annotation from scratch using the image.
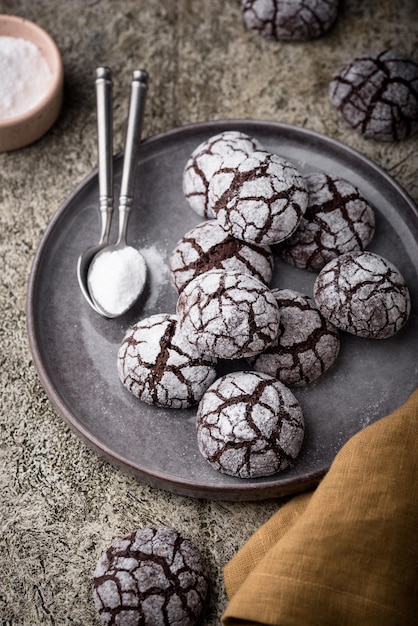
[329,50,418,141]
[250,289,340,386]
[117,313,217,408]
[196,371,305,478]
[183,130,264,218]
[279,173,375,271]
[313,251,411,338]
[93,526,208,626]
[169,219,273,292]
[208,150,308,245]
[241,0,340,41]
[176,269,280,359]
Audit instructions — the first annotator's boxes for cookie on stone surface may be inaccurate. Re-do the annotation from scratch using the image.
[329,50,418,141]
[169,220,274,293]
[250,289,340,386]
[241,0,340,41]
[93,526,208,626]
[117,313,217,408]
[208,150,308,245]
[183,130,264,218]
[176,269,280,360]
[279,173,375,271]
[313,251,411,339]
[196,371,305,478]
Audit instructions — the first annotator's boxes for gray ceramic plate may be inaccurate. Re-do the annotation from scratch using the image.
[27,120,418,501]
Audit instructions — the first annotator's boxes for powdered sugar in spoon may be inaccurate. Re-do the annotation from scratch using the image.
[87,69,148,318]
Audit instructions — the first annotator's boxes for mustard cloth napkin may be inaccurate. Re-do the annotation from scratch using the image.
[222,388,418,626]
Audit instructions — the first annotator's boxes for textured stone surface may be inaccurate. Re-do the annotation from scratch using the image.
[1,1,417,624]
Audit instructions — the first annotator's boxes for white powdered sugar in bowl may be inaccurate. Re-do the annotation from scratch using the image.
[0,35,53,120]
[0,15,64,152]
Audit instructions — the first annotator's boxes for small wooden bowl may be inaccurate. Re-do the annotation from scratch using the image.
[0,14,64,151]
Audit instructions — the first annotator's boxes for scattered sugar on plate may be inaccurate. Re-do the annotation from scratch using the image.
[0,35,53,120]
[141,244,169,310]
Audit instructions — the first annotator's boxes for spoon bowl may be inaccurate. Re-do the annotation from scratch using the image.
[77,242,108,310]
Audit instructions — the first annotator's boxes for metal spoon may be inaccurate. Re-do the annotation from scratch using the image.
[83,70,149,318]
[77,66,114,315]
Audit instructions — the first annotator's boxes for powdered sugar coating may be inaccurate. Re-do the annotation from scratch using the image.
[183,130,264,218]
[250,289,340,386]
[176,269,280,359]
[117,313,217,408]
[313,251,411,338]
[241,0,339,41]
[196,371,304,478]
[169,220,274,292]
[329,50,418,141]
[93,526,208,626]
[208,151,308,245]
[279,173,375,271]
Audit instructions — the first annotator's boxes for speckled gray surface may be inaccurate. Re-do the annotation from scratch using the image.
[1,1,417,624]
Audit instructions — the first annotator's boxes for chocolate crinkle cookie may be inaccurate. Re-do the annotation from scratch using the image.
[313,251,411,339]
[117,313,217,408]
[329,50,418,141]
[176,269,280,360]
[93,526,208,626]
[250,289,340,386]
[169,220,274,293]
[196,371,305,478]
[279,173,375,271]
[183,130,264,218]
[208,150,308,245]
[241,0,340,41]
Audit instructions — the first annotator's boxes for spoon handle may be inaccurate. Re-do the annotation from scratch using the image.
[117,69,148,244]
[96,66,114,245]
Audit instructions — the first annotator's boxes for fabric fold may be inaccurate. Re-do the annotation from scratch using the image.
[222,389,418,626]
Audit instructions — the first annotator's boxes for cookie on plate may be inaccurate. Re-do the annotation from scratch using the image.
[196,371,305,478]
[329,50,418,141]
[250,289,340,386]
[208,150,308,245]
[279,173,375,271]
[93,526,208,626]
[183,130,264,218]
[169,219,274,292]
[176,269,280,360]
[117,313,217,408]
[313,251,411,338]
[241,0,340,41]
